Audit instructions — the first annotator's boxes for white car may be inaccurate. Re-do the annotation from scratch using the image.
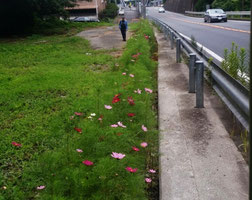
[118,8,125,15]
[158,7,165,13]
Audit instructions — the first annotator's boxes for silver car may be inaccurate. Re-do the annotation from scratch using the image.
[204,9,227,23]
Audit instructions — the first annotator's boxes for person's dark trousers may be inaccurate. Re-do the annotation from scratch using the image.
[121,29,126,41]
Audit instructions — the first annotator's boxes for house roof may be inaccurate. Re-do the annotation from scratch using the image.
[66,1,96,10]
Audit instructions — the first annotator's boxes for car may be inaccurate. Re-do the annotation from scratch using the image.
[71,16,100,22]
[158,7,165,13]
[204,9,227,23]
[118,8,125,16]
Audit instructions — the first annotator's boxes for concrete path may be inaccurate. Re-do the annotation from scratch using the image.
[156,29,249,200]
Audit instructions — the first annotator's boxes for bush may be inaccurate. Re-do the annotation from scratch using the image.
[99,3,119,21]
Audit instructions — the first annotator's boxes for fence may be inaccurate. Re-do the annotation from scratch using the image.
[185,11,251,18]
[148,16,249,131]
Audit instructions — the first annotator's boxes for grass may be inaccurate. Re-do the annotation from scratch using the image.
[0,20,158,199]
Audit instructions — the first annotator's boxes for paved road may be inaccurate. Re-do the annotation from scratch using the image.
[147,7,250,59]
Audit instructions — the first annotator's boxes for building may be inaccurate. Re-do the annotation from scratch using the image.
[66,0,106,17]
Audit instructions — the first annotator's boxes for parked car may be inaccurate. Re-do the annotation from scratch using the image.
[158,7,165,13]
[204,9,227,23]
[118,8,125,16]
[71,16,100,22]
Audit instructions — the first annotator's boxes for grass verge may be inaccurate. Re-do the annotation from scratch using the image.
[0,20,158,199]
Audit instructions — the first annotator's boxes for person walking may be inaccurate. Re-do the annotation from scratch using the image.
[119,17,128,41]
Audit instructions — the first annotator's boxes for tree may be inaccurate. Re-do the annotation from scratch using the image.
[195,0,214,11]
[212,0,250,11]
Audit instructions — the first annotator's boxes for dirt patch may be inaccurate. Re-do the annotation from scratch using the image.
[77,26,132,50]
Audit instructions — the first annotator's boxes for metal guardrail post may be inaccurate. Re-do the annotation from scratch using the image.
[176,38,181,63]
[170,31,174,49]
[195,61,204,108]
[189,53,196,93]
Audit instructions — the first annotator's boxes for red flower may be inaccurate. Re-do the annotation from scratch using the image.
[144,34,149,40]
[126,167,138,173]
[82,160,93,166]
[127,97,135,105]
[112,94,121,104]
[74,112,83,116]
[12,142,21,147]
[127,113,135,117]
[132,146,140,151]
[131,53,142,59]
[74,127,82,133]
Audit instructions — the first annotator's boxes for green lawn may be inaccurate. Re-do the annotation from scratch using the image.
[0,20,158,199]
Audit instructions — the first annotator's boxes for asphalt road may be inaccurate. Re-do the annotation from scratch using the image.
[147,7,250,60]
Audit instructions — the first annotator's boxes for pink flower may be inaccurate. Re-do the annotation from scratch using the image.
[145,178,152,183]
[74,127,82,133]
[127,96,135,105]
[37,185,46,190]
[104,105,112,110]
[82,160,93,166]
[76,149,83,153]
[122,72,126,75]
[129,74,134,78]
[118,121,126,128]
[137,89,142,94]
[98,115,103,121]
[70,115,74,120]
[142,125,148,132]
[149,169,156,173]
[111,124,118,128]
[74,112,83,116]
[145,88,153,93]
[132,146,140,151]
[111,152,126,159]
[12,142,21,147]
[140,142,148,148]
[126,167,138,173]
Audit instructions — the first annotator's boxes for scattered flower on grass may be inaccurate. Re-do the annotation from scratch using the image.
[126,167,138,173]
[76,149,83,153]
[118,121,126,128]
[74,127,82,133]
[2,186,7,190]
[144,34,150,40]
[112,94,121,104]
[82,160,93,166]
[134,89,141,94]
[127,96,135,105]
[122,72,126,75]
[132,53,142,59]
[116,132,123,136]
[111,152,125,159]
[104,105,112,110]
[131,59,135,62]
[74,112,83,116]
[129,74,134,78]
[132,146,140,151]
[90,113,96,117]
[70,116,74,120]
[98,115,103,121]
[127,113,135,117]
[140,142,148,148]
[37,185,46,190]
[145,178,152,183]
[142,125,148,132]
[149,169,156,173]
[87,116,93,120]
[12,142,21,147]
[111,124,118,128]
[145,88,153,93]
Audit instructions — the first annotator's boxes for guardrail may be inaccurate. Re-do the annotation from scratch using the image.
[149,16,249,131]
[185,11,251,18]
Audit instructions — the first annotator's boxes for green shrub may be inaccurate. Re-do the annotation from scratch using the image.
[99,3,119,21]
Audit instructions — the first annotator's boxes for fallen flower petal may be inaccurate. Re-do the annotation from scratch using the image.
[145,178,152,183]
[127,96,135,105]
[118,121,126,128]
[122,72,126,75]
[149,169,156,173]
[82,160,93,166]
[137,89,142,94]
[98,115,103,121]
[74,127,82,133]
[126,167,138,173]
[74,112,83,116]
[142,125,148,132]
[12,142,22,147]
[145,88,153,93]
[70,115,74,120]
[129,74,134,78]
[127,113,135,117]
[90,113,96,117]
[111,152,125,159]
[111,124,118,128]
[76,149,83,153]
[104,105,112,110]
[141,142,148,148]
[37,185,46,190]
[132,146,140,151]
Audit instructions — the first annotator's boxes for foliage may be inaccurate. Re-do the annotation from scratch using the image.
[0,20,158,199]
[99,3,119,21]
[195,0,214,11]
[221,42,248,87]
[212,0,250,11]
[0,0,76,35]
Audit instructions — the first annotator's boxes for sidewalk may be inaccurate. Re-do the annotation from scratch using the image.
[156,29,249,199]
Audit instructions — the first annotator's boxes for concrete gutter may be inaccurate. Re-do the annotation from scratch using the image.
[156,29,249,200]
